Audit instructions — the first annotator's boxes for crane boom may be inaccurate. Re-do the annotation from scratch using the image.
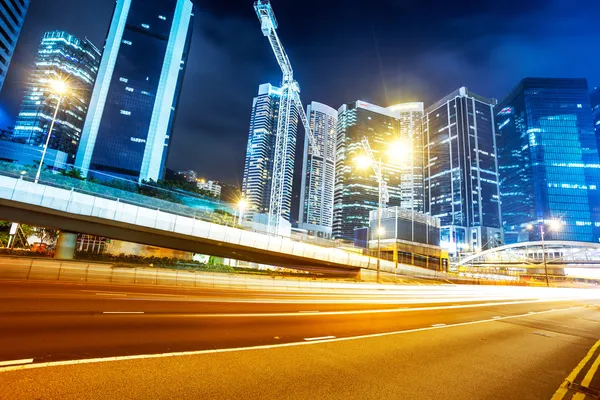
[253,0,320,234]
[255,1,292,81]
[291,90,320,157]
[361,136,390,207]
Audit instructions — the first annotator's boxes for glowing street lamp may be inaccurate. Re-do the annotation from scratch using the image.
[527,219,562,287]
[35,79,69,184]
[354,155,372,170]
[386,140,410,165]
[235,198,247,225]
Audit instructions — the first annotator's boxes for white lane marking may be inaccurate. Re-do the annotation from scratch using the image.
[102,312,144,314]
[527,311,536,314]
[298,311,319,313]
[304,336,336,341]
[0,306,584,373]
[131,298,588,318]
[431,324,446,327]
[492,316,501,319]
[0,358,33,367]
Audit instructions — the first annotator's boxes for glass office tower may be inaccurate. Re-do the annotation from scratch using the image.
[241,83,298,224]
[75,0,196,182]
[592,87,600,145]
[12,31,100,166]
[0,0,30,93]
[424,87,503,253]
[298,101,337,238]
[242,83,281,223]
[333,101,403,240]
[496,78,600,244]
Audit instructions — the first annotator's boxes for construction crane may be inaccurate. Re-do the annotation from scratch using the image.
[360,136,389,283]
[254,0,320,235]
[360,136,389,208]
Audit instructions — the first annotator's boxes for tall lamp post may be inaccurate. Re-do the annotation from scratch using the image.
[527,219,561,287]
[35,79,68,184]
[236,199,247,226]
[355,138,408,283]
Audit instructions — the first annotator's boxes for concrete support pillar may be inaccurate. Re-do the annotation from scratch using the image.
[55,231,78,260]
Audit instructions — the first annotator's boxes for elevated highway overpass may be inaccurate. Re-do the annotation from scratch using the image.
[0,174,443,279]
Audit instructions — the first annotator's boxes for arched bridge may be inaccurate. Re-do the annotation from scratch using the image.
[456,241,600,274]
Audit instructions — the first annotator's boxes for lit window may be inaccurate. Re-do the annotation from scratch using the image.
[120,110,131,116]
[577,104,583,108]
[158,15,166,20]
[125,87,134,92]
[122,40,132,45]
[119,77,128,83]
[141,91,151,96]
[142,24,150,29]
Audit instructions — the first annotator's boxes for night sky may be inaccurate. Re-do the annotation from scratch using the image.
[1,0,599,191]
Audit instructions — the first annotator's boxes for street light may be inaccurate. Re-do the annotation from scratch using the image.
[386,140,411,165]
[355,137,409,283]
[235,198,247,226]
[526,219,562,287]
[35,79,68,184]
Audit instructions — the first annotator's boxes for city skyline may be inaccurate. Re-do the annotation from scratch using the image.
[0,0,598,187]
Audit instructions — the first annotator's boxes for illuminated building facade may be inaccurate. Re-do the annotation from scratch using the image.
[333,101,403,240]
[242,83,298,223]
[12,31,100,166]
[0,0,29,93]
[298,101,337,238]
[424,87,503,253]
[76,0,196,182]
[197,180,221,199]
[592,87,600,143]
[496,78,600,244]
[386,102,425,213]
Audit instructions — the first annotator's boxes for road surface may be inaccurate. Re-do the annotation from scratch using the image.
[0,280,599,399]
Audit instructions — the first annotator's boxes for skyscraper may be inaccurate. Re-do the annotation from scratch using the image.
[333,101,403,240]
[75,0,196,182]
[386,102,425,213]
[242,84,280,223]
[298,101,337,238]
[591,87,600,143]
[12,31,100,166]
[424,87,502,253]
[496,78,600,244]
[242,83,299,224]
[0,0,29,93]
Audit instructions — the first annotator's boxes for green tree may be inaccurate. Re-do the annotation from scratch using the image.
[60,167,85,180]
[32,226,58,246]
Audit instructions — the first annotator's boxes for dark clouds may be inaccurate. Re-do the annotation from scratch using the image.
[0,0,598,189]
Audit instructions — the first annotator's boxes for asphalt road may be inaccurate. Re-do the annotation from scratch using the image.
[1,280,600,399]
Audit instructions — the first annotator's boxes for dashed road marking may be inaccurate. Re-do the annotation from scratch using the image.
[102,311,144,314]
[0,306,587,374]
[304,336,336,341]
[0,358,33,367]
